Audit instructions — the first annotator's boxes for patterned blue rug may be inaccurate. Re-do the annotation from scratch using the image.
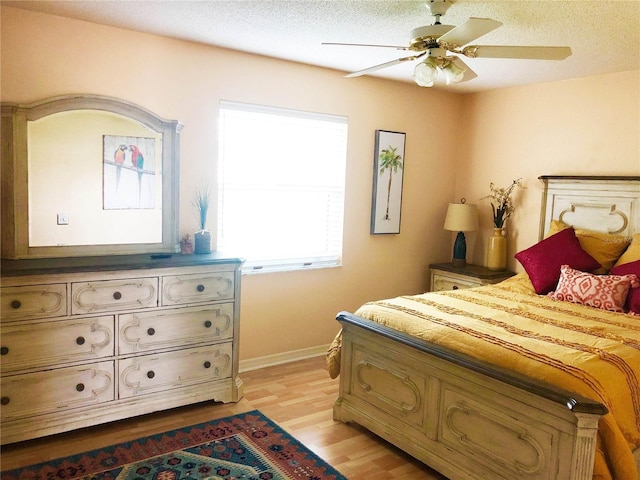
[3,410,346,480]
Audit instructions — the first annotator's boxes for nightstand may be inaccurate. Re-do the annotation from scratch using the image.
[429,263,515,292]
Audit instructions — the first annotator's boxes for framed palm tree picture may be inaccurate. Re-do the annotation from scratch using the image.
[371,130,405,234]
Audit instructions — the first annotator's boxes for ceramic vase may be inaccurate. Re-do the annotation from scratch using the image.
[487,228,507,271]
[194,230,212,254]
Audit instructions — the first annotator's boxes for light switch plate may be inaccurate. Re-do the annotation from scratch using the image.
[57,213,69,225]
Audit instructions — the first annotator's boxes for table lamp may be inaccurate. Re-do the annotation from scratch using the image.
[444,199,479,267]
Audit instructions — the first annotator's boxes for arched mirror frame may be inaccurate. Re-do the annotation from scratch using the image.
[1,94,182,259]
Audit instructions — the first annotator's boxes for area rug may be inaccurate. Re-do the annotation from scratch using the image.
[2,410,346,480]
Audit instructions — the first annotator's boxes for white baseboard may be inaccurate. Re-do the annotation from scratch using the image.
[239,344,329,373]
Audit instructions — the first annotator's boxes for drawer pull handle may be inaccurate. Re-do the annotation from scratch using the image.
[0,347,8,355]
[197,284,205,292]
[113,291,122,300]
[452,286,459,290]
[147,371,155,379]
[76,336,85,345]
[204,361,211,369]
[10,300,21,309]
[147,328,156,336]
[204,320,212,328]
[76,383,85,392]
[1,396,9,405]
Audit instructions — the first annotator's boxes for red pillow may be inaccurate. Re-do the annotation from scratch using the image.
[515,228,601,294]
[610,260,640,314]
[548,265,639,313]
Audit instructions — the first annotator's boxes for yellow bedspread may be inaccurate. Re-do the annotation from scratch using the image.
[327,276,640,480]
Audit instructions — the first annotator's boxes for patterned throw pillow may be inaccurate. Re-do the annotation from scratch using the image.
[610,260,640,314]
[548,265,639,313]
[515,228,601,294]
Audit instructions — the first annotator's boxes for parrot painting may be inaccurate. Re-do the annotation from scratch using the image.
[114,144,128,190]
[129,144,144,203]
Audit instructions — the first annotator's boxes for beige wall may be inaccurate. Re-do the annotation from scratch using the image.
[1,7,461,362]
[455,71,640,270]
[2,7,638,363]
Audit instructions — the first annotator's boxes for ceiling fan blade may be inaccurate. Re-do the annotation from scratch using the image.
[462,45,572,60]
[438,18,502,48]
[450,56,477,83]
[322,42,410,51]
[345,52,426,78]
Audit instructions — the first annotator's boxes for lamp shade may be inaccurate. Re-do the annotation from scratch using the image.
[442,61,465,84]
[413,59,438,87]
[444,202,479,232]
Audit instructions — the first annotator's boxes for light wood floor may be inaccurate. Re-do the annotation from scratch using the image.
[1,356,446,479]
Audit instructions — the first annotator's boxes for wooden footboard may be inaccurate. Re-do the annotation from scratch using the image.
[333,312,608,480]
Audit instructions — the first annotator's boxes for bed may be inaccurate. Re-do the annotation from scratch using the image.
[327,176,640,480]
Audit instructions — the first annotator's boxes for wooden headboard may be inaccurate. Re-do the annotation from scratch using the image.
[539,175,640,240]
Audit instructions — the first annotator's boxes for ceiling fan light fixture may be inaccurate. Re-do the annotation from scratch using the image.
[413,58,438,87]
[413,56,466,87]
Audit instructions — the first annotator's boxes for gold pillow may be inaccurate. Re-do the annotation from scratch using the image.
[613,233,640,267]
[544,219,569,238]
[545,220,631,273]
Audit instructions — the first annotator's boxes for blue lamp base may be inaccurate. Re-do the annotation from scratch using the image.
[452,231,467,267]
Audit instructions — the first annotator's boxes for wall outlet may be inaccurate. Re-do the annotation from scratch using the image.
[57,213,69,225]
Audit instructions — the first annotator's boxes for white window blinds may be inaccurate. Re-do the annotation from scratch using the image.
[217,101,348,273]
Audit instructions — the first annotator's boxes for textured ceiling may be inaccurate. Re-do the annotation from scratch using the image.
[5,0,640,93]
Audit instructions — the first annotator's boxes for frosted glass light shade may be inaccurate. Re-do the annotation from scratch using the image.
[444,202,479,232]
[442,61,465,84]
[413,56,467,87]
[413,59,438,87]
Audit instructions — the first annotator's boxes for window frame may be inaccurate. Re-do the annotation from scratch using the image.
[217,101,348,274]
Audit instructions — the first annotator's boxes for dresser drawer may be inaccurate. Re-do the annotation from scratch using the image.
[1,284,67,321]
[119,304,234,354]
[72,278,158,314]
[0,316,114,374]
[162,272,234,306]
[432,274,480,292]
[0,361,114,420]
[119,343,232,398]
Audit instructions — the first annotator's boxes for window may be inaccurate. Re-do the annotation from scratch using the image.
[217,101,348,273]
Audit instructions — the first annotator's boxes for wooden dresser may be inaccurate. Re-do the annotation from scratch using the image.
[0,253,243,444]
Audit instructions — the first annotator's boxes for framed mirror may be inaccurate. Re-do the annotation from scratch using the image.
[1,95,182,259]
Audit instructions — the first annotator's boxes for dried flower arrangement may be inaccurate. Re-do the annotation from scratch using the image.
[485,178,524,229]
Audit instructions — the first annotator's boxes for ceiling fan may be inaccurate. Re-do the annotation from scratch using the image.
[323,0,572,87]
